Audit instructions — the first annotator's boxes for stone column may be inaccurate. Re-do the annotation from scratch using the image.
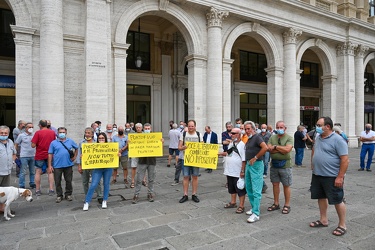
[355,45,369,136]
[186,54,207,132]
[175,78,187,123]
[39,0,64,126]
[265,66,284,128]
[222,58,234,132]
[232,86,240,122]
[283,28,301,131]
[336,41,358,147]
[206,7,228,135]
[153,77,162,132]
[113,42,129,125]
[85,0,111,125]
[321,75,337,120]
[10,26,36,123]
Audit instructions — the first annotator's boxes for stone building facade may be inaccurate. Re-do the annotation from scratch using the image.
[0,0,374,146]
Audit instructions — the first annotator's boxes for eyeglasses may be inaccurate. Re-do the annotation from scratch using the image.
[315,124,322,127]
[230,132,239,134]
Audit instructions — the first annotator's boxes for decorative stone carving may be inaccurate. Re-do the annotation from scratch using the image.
[283,28,302,44]
[355,45,369,58]
[336,41,358,56]
[206,7,229,27]
[159,0,169,11]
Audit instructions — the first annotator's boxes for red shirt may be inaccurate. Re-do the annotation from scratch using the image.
[31,129,56,160]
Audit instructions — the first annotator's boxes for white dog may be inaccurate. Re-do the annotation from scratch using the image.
[0,187,33,221]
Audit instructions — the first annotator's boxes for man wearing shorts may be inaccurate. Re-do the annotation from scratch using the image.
[168,123,180,168]
[267,120,293,215]
[0,125,17,213]
[178,120,202,203]
[310,117,348,237]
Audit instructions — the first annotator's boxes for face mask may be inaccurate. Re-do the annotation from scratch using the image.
[365,127,371,131]
[227,129,231,133]
[58,133,66,139]
[85,137,92,141]
[144,130,151,133]
[277,129,285,135]
[95,128,99,132]
[27,128,33,133]
[107,130,112,133]
[261,129,266,133]
[125,128,130,132]
[315,127,323,134]
[233,138,238,142]
[113,128,117,131]
[118,131,124,135]
[248,134,253,139]
[241,130,245,135]
[0,135,8,141]
[235,124,240,128]
[47,125,51,129]
[180,125,184,129]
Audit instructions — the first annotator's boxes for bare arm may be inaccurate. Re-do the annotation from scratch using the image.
[335,155,349,188]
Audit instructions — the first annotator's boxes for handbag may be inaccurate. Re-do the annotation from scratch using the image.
[271,159,287,168]
[59,141,74,158]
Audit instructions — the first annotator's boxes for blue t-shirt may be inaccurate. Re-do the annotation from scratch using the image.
[113,135,128,157]
[48,138,78,168]
[312,132,348,177]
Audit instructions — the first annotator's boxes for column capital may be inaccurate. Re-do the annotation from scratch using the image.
[112,43,129,58]
[336,41,357,56]
[283,28,302,44]
[355,45,369,58]
[206,7,229,28]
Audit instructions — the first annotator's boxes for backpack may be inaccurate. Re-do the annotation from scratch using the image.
[182,131,201,145]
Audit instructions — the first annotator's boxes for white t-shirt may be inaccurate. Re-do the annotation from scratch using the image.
[179,131,201,160]
[361,130,375,144]
[223,141,246,178]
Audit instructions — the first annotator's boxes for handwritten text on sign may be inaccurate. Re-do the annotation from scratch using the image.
[184,142,219,169]
[82,142,119,169]
[128,132,163,157]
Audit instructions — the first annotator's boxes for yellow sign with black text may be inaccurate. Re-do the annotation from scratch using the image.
[81,142,119,169]
[184,142,219,169]
[128,132,163,157]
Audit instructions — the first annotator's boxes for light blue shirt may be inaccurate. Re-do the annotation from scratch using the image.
[0,139,16,175]
[113,135,128,157]
[48,138,78,168]
[15,132,36,158]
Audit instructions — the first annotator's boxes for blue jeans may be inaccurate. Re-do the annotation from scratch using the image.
[295,148,305,166]
[360,143,375,170]
[85,168,113,203]
[245,160,263,216]
[263,151,270,175]
[19,157,35,188]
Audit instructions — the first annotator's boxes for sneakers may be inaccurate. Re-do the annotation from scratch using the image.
[171,181,179,186]
[102,200,107,209]
[179,195,188,203]
[83,202,89,211]
[35,190,42,196]
[56,197,62,203]
[192,194,200,203]
[132,195,139,204]
[30,184,36,189]
[65,195,73,201]
[147,194,154,202]
[247,213,259,223]
[48,190,55,196]
[246,209,253,215]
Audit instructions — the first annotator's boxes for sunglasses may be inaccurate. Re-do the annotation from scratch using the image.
[230,132,239,134]
[278,138,281,145]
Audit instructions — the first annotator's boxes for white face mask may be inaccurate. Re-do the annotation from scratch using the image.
[27,128,33,133]
[261,129,266,133]
[241,130,245,135]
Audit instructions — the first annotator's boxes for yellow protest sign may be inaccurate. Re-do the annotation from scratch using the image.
[184,142,219,169]
[128,132,163,157]
[81,142,119,169]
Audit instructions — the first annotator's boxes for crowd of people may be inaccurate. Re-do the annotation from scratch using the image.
[1,117,374,236]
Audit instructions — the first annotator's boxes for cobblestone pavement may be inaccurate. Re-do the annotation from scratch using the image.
[1,147,374,250]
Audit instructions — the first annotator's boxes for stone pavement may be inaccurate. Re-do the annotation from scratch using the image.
[1,147,375,250]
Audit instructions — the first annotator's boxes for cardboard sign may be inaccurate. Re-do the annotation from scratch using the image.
[184,142,219,169]
[128,132,163,157]
[81,142,119,169]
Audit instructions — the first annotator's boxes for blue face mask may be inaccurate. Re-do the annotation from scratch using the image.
[0,135,8,141]
[235,124,241,128]
[107,130,112,133]
[144,130,151,133]
[277,129,285,135]
[179,125,184,129]
[316,127,323,134]
[58,133,66,139]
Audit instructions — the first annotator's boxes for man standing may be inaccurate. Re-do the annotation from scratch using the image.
[178,120,202,203]
[132,123,163,203]
[168,123,180,168]
[310,117,348,237]
[104,123,117,142]
[112,126,129,186]
[12,120,26,177]
[31,120,56,196]
[77,127,103,203]
[46,120,58,136]
[203,125,218,173]
[260,124,271,179]
[15,122,36,189]
[359,124,375,171]
[294,125,307,168]
[243,121,268,222]
[0,125,17,214]
[267,121,293,215]
[48,127,78,203]
[222,122,233,152]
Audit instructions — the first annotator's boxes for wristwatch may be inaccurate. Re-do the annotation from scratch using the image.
[254,156,258,160]
[274,145,277,150]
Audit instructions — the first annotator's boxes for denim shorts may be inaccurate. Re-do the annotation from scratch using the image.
[270,167,292,186]
[182,162,200,177]
[311,174,344,205]
[169,148,180,156]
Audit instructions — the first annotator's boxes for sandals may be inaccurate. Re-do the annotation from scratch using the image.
[111,179,117,184]
[142,180,148,187]
[310,220,328,227]
[332,226,346,236]
[267,204,280,211]
[130,182,135,188]
[124,179,129,185]
[236,207,245,214]
[224,203,237,208]
[282,205,291,214]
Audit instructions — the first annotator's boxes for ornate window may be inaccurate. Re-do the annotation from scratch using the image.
[126,31,151,71]
[239,51,267,82]
[300,61,319,88]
